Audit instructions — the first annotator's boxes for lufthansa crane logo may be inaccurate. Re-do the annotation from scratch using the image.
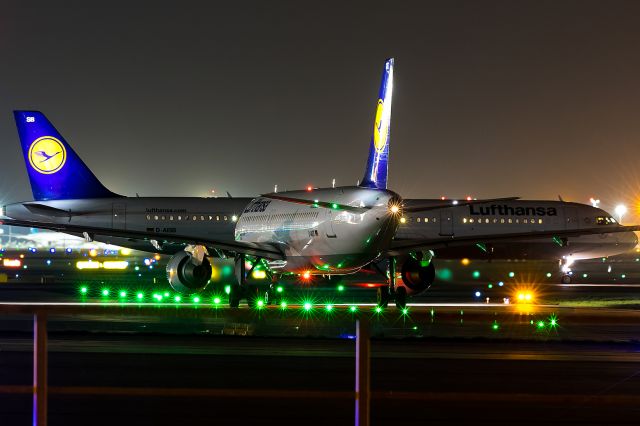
[373,99,388,153]
[28,136,67,174]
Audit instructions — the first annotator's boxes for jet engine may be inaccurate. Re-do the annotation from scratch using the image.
[398,256,435,296]
[166,250,213,294]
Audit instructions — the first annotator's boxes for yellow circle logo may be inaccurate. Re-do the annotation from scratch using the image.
[28,136,67,174]
[373,99,388,152]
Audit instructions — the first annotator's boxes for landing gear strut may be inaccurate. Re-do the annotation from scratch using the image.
[375,257,407,310]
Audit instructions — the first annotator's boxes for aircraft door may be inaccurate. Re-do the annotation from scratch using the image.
[324,210,337,238]
[564,206,579,230]
[439,208,454,236]
[112,204,126,230]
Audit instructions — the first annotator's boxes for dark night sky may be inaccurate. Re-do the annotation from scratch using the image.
[2,1,640,219]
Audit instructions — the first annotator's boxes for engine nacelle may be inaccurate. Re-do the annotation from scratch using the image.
[166,251,213,294]
[398,257,435,296]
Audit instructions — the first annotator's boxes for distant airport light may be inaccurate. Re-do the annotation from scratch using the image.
[452,200,459,205]
[302,271,311,281]
[231,215,238,222]
[276,286,284,293]
[589,198,600,208]
[306,185,313,192]
[461,258,470,266]
[337,285,345,292]
[49,248,55,254]
[615,204,627,223]
[508,271,515,278]
[76,261,100,270]
[400,217,406,224]
[65,248,73,254]
[103,261,129,270]
[474,291,481,298]
[3,259,21,268]
[466,196,472,201]
[89,249,98,257]
[252,270,267,279]
[120,248,132,256]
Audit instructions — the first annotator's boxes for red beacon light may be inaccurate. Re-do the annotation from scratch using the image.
[302,270,311,280]
[306,186,313,192]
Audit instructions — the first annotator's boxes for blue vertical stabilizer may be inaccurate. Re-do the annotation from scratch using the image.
[14,111,120,201]
[360,58,394,189]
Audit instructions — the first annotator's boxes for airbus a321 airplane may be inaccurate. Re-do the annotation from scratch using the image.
[1,58,637,308]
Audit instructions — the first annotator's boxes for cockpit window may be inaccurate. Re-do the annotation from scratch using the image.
[596,216,616,225]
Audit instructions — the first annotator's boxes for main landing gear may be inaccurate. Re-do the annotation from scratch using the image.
[376,257,407,310]
[230,254,275,308]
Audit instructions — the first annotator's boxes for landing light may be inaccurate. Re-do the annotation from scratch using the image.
[389,205,400,214]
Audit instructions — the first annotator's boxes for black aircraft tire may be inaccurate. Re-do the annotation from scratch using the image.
[395,287,407,310]
[377,287,390,308]
[561,274,572,285]
[228,285,241,308]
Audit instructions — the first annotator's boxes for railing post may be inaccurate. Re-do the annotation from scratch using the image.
[33,312,47,426]
[355,318,370,426]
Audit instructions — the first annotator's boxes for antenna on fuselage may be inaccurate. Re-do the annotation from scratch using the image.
[558,195,564,202]
[274,184,278,193]
[227,191,232,198]
[332,178,335,188]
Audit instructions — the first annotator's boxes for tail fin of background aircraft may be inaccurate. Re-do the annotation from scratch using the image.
[360,58,394,190]
[13,111,120,201]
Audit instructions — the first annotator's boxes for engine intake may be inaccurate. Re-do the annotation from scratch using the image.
[166,251,212,294]
[400,258,435,295]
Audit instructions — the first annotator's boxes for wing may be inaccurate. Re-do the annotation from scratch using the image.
[387,225,640,256]
[0,218,284,260]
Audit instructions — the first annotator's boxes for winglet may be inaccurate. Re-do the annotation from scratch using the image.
[360,58,394,190]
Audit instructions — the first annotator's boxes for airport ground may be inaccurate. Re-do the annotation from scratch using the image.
[1,251,640,425]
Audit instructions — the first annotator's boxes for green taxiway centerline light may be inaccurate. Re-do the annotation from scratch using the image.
[508,272,515,278]
[213,297,221,304]
[164,292,170,297]
[280,301,288,309]
[337,285,345,292]
[537,320,545,329]
[492,322,499,331]
[349,305,357,313]
[137,293,144,300]
[276,286,283,293]
[325,304,333,312]
[546,272,552,278]
[331,203,338,209]
[401,308,409,315]
[374,306,383,314]
[119,291,127,298]
[174,296,181,302]
[303,302,312,311]
[257,300,265,309]
[80,287,88,295]
[193,296,201,303]
[101,289,109,297]
[224,285,231,295]
[549,315,558,328]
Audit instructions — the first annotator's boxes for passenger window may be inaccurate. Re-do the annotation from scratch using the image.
[463,218,467,223]
[224,216,227,221]
[161,216,165,221]
[154,215,159,220]
[216,216,220,221]
[146,215,151,220]
[538,219,543,224]
[417,218,421,223]
[169,216,174,221]
[178,216,182,221]
[500,218,505,223]
[469,218,474,223]
[524,219,528,224]
[508,218,512,224]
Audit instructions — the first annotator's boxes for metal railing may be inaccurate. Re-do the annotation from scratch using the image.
[0,303,373,426]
